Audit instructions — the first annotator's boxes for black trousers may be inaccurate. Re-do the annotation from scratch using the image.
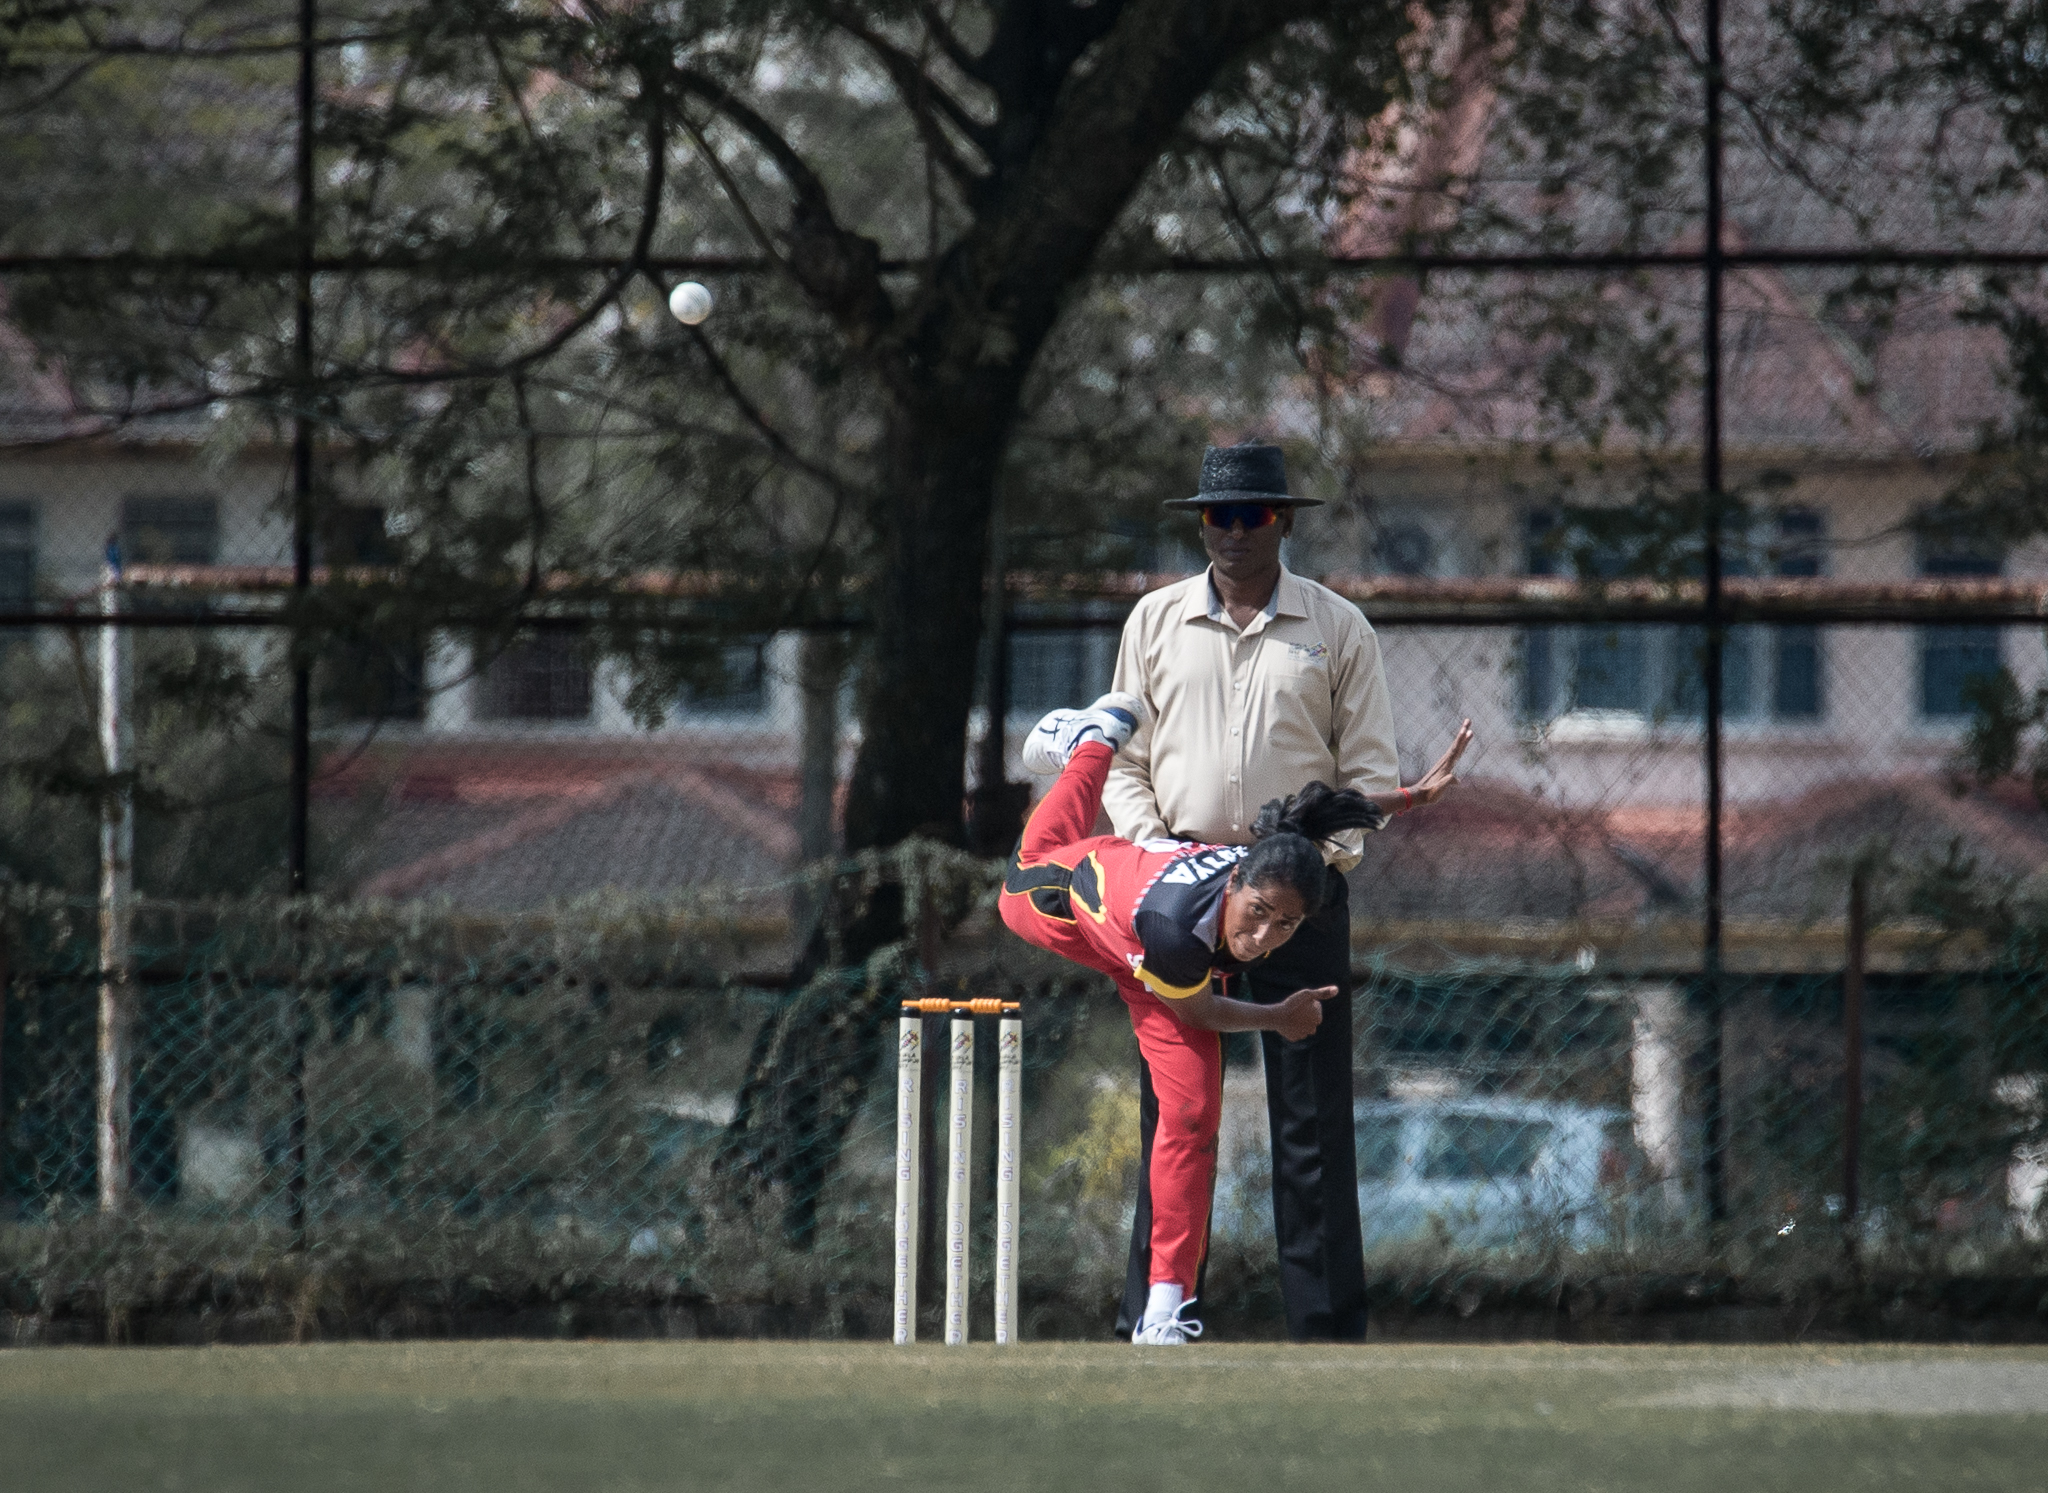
[1115,866,1367,1341]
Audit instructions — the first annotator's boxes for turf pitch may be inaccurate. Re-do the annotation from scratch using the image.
[4,1340,2045,1491]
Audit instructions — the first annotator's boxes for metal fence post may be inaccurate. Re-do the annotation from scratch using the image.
[0,871,10,1198]
[1842,868,1868,1249]
[1698,0,1730,1230]
[288,0,316,900]
[284,0,317,1248]
[797,628,843,865]
[97,539,134,1213]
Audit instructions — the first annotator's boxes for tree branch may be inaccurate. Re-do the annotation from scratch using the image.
[483,31,600,253]
[826,7,992,178]
[0,58,107,118]
[673,68,843,229]
[1646,0,1859,224]
[433,71,669,378]
[1205,145,1313,352]
[673,106,797,277]
[914,0,984,83]
[241,76,674,398]
[680,324,862,509]
[671,68,894,345]
[978,0,1128,142]
[964,0,1333,340]
[508,371,547,595]
[10,27,422,59]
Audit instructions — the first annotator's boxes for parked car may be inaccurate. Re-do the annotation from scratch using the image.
[1352,1096,1649,1251]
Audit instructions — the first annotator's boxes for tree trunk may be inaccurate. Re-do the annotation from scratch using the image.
[710,0,1363,1241]
[719,392,1011,1245]
[796,629,845,866]
[841,407,1007,853]
[792,628,846,950]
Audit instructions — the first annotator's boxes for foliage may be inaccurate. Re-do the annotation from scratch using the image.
[0,0,1425,801]
[1954,665,2048,814]
[0,630,329,896]
[1040,1078,1140,1206]
[7,870,2048,1336]
[10,0,2048,1221]
[3,0,2047,811]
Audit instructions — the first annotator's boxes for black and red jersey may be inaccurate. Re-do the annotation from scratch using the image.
[1006,836,1249,1001]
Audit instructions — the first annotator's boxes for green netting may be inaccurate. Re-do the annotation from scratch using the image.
[4,861,2046,1341]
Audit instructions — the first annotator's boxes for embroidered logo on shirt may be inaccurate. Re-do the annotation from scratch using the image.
[1286,640,1330,663]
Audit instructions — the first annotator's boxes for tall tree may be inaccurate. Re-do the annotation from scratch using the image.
[9,0,2048,1237]
[1,0,1419,834]
[0,0,1423,1236]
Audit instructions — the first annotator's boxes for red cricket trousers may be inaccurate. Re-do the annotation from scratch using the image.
[997,742,1222,1297]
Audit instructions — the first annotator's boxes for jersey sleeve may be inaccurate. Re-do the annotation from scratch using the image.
[1130,909,1214,1000]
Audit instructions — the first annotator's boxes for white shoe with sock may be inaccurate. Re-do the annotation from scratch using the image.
[1022,691,1145,775]
[1130,1283,1203,1346]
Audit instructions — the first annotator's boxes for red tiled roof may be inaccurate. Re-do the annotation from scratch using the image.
[1354,773,2048,922]
[1324,9,2039,460]
[325,744,804,909]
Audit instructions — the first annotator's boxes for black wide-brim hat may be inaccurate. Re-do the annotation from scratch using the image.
[1162,441,1324,510]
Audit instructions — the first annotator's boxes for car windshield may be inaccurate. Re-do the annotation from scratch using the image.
[1357,1116,1405,1179]
[1419,1115,1554,1181]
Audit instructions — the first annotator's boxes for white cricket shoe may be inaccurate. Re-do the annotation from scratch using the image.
[1131,1300,1204,1346]
[1021,691,1146,774]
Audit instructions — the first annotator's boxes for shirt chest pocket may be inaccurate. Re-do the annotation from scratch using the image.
[1253,644,1335,732]
[1260,640,1333,687]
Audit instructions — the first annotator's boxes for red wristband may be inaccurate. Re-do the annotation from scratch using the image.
[1398,787,1414,813]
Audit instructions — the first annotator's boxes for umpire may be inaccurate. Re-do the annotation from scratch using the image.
[1102,441,1399,1342]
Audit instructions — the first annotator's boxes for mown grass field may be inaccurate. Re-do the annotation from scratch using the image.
[3,1340,2045,1491]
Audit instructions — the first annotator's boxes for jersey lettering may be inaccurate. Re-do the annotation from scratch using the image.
[1159,847,1245,886]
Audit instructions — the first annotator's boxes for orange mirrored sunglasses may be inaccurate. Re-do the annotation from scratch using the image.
[1199,502,1281,530]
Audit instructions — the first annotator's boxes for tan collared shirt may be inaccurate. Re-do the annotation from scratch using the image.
[1102,567,1400,872]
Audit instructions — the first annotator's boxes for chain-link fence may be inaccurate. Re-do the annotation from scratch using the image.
[5,607,2047,1340]
[8,0,2048,1341]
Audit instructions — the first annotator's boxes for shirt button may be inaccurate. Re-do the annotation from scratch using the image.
[1228,774,1237,782]
[1231,726,1240,735]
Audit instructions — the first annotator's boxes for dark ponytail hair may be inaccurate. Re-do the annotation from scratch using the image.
[1232,783,1386,909]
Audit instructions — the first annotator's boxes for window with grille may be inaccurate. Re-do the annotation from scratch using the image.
[321,505,398,566]
[316,506,424,721]
[1770,509,1825,719]
[0,501,32,607]
[120,495,217,564]
[1007,630,1111,716]
[477,633,592,722]
[1917,529,2002,719]
[1520,508,1827,726]
[679,638,769,716]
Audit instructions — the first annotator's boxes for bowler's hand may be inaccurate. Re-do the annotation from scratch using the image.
[1272,985,1339,1043]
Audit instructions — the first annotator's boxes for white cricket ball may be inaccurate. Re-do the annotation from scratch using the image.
[668,281,714,326]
